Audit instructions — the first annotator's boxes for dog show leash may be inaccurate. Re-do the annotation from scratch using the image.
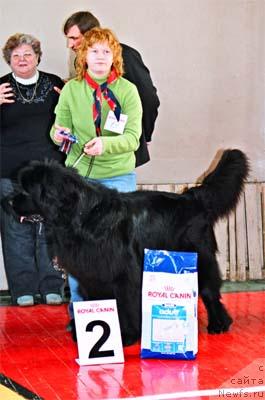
[72,152,95,177]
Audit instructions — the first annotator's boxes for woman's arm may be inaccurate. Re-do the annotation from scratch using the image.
[50,84,73,144]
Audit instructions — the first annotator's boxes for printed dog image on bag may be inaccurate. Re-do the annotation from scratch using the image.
[5,149,249,346]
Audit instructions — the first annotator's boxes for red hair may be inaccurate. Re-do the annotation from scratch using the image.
[75,27,124,80]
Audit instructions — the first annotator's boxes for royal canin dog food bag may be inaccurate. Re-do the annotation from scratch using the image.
[141,249,198,360]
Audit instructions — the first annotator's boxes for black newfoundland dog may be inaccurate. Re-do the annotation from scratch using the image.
[7,149,248,346]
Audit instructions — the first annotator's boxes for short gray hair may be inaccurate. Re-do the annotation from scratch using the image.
[2,33,42,64]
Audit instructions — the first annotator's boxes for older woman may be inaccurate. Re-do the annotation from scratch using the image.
[0,33,65,306]
[50,27,142,332]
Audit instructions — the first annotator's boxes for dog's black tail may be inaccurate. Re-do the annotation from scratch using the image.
[197,149,249,223]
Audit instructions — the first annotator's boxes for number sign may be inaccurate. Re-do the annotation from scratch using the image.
[73,300,124,365]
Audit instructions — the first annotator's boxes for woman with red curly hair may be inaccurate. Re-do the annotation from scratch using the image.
[51,27,142,180]
[50,28,143,329]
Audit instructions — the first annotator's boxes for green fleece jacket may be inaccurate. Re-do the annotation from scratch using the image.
[50,75,142,179]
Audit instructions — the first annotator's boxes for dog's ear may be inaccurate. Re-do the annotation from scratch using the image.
[18,162,82,222]
[18,164,46,193]
[17,160,88,225]
[17,163,61,218]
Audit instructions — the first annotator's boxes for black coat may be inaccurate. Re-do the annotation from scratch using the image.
[121,44,160,167]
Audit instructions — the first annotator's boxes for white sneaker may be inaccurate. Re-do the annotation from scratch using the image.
[17,295,34,306]
[45,293,63,305]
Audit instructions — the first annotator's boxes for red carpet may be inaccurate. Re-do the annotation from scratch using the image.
[0,292,264,399]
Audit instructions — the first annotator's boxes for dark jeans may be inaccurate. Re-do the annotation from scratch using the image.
[0,178,64,303]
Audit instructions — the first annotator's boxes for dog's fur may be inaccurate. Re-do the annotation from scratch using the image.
[7,149,249,345]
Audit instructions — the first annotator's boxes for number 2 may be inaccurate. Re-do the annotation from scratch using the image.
[86,320,115,358]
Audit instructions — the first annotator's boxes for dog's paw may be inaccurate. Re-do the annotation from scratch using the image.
[122,334,139,347]
[71,327,77,342]
[207,314,233,334]
[66,319,77,342]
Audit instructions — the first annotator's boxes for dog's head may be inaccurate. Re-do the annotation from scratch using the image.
[4,160,83,223]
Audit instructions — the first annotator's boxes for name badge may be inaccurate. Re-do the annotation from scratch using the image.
[104,110,128,134]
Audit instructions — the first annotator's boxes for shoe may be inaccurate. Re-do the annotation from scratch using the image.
[45,293,63,305]
[17,295,34,306]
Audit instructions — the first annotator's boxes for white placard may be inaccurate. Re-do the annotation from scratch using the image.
[73,299,124,366]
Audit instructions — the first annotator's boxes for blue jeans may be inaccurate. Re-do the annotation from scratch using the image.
[0,178,64,303]
[68,172,136,318]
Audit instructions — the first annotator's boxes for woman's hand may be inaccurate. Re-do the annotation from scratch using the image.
[84,138,103,156]
[53,124,70,144]
[53,86,62,95]
[0,83,15,105]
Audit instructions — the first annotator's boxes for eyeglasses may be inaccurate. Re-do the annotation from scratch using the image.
[11,52,35,61]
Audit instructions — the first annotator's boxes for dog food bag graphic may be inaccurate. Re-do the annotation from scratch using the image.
[141,249,198,359]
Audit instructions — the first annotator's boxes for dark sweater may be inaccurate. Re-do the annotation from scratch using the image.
[121,44,160,167]
[0,71,65,179]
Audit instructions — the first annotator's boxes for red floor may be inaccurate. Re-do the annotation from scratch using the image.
[0,292,264,400]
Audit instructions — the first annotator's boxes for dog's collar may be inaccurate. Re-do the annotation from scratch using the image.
[20,215,44,224]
